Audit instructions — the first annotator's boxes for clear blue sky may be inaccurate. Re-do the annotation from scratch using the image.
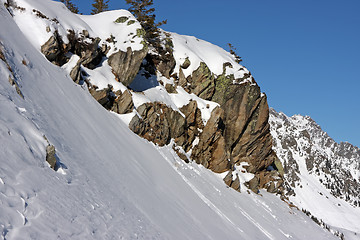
[70,0,360,147]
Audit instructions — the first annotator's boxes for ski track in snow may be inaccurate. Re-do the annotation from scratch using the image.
[157,149,245,235]
[234,203,275,240]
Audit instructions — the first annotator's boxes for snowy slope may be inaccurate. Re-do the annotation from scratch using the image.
[0,0,345,239]
[270,109,360,239]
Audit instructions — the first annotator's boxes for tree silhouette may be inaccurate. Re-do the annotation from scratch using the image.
[228,43,242,63]
[60,0,79,14]
[91,0,110,15]
[125,0,167,48]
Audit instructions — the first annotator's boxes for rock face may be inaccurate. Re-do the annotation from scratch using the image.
[178,62,215,100]
[129,102,186,146]
[191,107,229,173]
[190,79,282,192]
[108,47,148,86]
[270,108,360,206]
[129,101,204,159]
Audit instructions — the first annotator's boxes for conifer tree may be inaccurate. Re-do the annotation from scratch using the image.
[60,0,79,14]
[91,0,110,15]
[228,43,242,63]
[125,0,167,48]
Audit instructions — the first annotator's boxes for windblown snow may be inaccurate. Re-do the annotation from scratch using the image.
[0,0,355,239]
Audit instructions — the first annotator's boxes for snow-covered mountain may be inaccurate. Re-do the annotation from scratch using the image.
[270,108,360,239]
[0,0,359,239]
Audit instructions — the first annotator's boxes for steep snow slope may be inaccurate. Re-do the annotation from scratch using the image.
[0,1,341,239]
[270,109,360,239]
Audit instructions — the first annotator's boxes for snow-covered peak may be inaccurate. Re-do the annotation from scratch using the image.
[270,108,360,238]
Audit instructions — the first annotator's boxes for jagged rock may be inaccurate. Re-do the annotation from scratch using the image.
[41,32,67,65]
[191,107,230,173]
[42,31,104,80]
[151,52,176,79]
[180,57,191,69]
[46,145,57,169]
[222,83,277,173]
[248,175,259,193]
[108,47,147,86]
[8,76,24,98]
[165,83,177,93]
[223,171,241,192]
[111,90,134,114]
[224,171,233,186]
[173,145,189,163]
[129,102,186,146]
[69,60,82,83]
[78,37,103,69]
[211,64,234,105]
[89,86,114,110]
[179,100,204,151]
[185,62,215,100]
[231,174,241,192]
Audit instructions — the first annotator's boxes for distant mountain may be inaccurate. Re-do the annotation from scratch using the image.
[270,108,360,237]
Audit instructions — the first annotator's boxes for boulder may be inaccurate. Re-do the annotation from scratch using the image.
[46,145,57,169]
[180,57,191,69]
[111,90,134,114]
[223,171,241,192]
[89,86,114,110]
[108,46,148,86]
[69,60,82,83]
[40,31,67,66]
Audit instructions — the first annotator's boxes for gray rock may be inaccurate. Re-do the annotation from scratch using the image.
[111,90,134,114]
[46,145,57,169]
[108,47,148,86]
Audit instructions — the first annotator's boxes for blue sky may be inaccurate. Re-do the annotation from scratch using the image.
[71,0,360,147]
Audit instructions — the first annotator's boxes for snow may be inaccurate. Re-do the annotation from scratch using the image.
[12,0,144,56]
[83,60,127,92]
[170,32,252,83]
[79,10,145,54]
[0,1,348,239]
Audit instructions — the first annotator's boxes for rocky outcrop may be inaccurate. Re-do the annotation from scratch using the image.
[41,31,67,66]
[190,79,283,192]
[129,100,204,159]
[38,20,282,194]
[108,46,148,86]
[129,102,186,146]
[90,86,134,114]
[224,171,241,192]
[41,30,106,83]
